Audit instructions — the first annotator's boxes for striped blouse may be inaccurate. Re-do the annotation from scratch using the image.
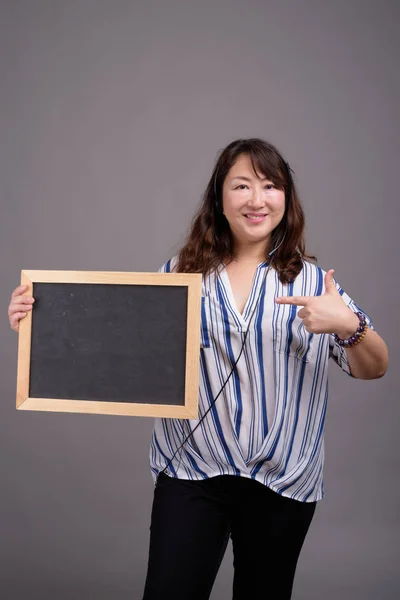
[149,256,373,502]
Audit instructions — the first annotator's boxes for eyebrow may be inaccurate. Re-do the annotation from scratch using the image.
[230,175,271,182]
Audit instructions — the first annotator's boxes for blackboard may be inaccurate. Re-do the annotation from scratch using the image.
[16,270,201,418]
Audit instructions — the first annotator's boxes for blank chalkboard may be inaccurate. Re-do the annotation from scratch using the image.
[16,270,202,418]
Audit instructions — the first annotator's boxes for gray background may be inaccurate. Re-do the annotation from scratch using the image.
[1,1,398,598]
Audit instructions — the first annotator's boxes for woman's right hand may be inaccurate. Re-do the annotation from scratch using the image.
[8,285,35,333]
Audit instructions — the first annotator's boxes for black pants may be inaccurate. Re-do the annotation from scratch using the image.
[142,472,316,600]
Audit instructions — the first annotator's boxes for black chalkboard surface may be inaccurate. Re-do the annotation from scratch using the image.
[17,270,202,418]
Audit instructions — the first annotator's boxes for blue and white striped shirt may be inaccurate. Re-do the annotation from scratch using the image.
[150,256,373,502]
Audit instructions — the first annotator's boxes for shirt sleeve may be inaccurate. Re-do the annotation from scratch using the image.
[329,278,374,377]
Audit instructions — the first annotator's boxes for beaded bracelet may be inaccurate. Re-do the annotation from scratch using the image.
[333,311,368,348]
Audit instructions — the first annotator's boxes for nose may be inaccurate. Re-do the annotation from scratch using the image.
[247,187,264,208]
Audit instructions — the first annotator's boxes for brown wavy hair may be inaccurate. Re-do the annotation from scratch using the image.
[173,138,315,283]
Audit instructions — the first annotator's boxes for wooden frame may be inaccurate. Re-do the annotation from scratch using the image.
[16,270,202,419]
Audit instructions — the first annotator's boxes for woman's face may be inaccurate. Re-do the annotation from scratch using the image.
[222,153,286,251]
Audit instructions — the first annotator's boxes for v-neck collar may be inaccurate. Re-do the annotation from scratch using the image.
[218,261,269,328]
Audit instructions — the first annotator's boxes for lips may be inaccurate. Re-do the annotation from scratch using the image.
[244,213,268,221]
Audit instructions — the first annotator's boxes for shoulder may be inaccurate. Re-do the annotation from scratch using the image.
[157,255,179,273]
[287,259,327,295]
[294,260,346,297]
[299,258,324,276]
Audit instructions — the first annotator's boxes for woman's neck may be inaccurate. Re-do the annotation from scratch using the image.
[231,240,270,264]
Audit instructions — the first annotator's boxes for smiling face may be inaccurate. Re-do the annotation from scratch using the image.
[221,153,286,257]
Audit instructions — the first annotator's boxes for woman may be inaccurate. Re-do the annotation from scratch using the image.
[8,138,388,600]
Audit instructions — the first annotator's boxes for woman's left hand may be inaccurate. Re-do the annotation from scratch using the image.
[275,269,359,337]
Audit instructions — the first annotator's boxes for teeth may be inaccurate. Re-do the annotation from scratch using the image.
[246,214,265,220]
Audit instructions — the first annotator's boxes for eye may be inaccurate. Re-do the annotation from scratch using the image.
[265,183,275,190]
[235,184,248,190]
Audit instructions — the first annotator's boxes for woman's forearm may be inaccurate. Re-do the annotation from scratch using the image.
[342,327,388,379]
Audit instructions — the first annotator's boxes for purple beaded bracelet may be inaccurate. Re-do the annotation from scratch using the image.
[333,311,368,348]
[333,312,368,348]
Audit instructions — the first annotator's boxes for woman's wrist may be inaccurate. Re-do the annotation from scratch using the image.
[333,308,360,340]
[333,311,367,347]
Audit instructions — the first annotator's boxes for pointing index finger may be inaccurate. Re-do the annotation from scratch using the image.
[275,295,310,306]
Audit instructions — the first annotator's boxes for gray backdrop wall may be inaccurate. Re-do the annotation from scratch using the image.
[1,1,399,598]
